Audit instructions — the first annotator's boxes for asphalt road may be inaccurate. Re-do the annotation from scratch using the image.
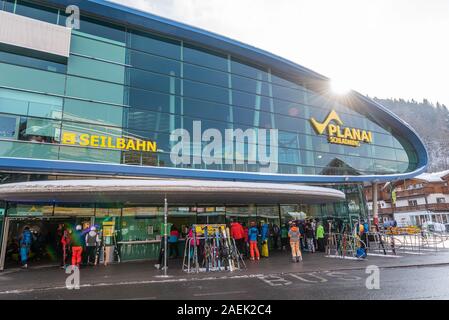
[1,264,449,300]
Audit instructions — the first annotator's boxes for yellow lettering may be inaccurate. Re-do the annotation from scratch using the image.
[328,124,338,136]
[79,134,90,146]
[126,139,136,151]
[99,136,106,148]
[147,141,157,152]
[367,131,373,143]
[107,137,114,148]
[62,132,77,145]
[116,138,126,149]
[351,128,361,141]
[135,139,146,151]
[90,135,99,147]
[336,126,344,138]
[361,131,369,143]
[343,127,353,140]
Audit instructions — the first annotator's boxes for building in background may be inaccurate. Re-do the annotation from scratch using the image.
[0,0,427,268]
[365,170,449,227]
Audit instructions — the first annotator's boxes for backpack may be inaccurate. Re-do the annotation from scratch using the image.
[356,247,367,259]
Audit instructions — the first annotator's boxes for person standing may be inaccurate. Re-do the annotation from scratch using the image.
[288,222,302,262]
[85,226,99,265]
[271,224,280,250]
[230,220,245,257]
[316,223,325,252]
[248,221,260,261]
[305,222,315,253]
[260,220,270,258]
[168,226,180,258]
[70,225,83,268]
[60,228,71,268]
[280,224,289,251]
[19,227,33,268]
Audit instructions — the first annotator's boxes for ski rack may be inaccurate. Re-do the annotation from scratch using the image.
[182,230,246,273]
[325,232,367,259]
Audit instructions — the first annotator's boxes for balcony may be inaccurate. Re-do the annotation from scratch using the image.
[378,203,449,215]
[395,187,434,198]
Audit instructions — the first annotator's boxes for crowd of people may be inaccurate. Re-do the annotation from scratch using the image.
[227,219,327,262]
[156,219,327,269]
[18,223,103,269]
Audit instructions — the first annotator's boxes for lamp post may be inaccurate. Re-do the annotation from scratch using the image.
[164,194,168,277]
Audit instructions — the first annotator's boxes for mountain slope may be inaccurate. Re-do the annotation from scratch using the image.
[372,97,449,172]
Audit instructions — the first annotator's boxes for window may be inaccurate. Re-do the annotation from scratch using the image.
[0,88,63,119]
[408,200,418,207]
[128,49,180,76]
[0,51,66,73]
[13,0,59,24]
[18,116,61,143]
[437,198,446,204]
[183,63,228,87]
[183,79,228,104]
[128,68,180,95]
[0,62,66,95]
[63,99,123,127]
[68,55,125,84]
[67,16,126,44]
[128,30,180,60]
[184,43,227,71]
[0,114,19,139]
[65,75,124,105]
[71,34,126,64]
[126,88,181,115]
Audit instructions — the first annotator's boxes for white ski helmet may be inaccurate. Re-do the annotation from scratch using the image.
[75,225,82,231]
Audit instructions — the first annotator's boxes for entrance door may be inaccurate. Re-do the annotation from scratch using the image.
[0,216,91,270]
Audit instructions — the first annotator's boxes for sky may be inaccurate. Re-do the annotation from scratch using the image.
[111,0,449,106]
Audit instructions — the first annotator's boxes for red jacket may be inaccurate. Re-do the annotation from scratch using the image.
[230,222,245,240]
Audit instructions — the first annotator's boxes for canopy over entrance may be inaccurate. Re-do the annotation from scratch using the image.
[0,179,345,204]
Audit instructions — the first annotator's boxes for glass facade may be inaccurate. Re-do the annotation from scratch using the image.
[0,1,424,264]
[0,0,418,176]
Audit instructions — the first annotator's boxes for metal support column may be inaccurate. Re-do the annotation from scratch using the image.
[372,182,379,227]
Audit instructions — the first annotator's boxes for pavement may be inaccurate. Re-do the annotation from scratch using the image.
[1,249,449,299]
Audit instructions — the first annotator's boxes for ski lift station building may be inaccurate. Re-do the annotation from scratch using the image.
[0,0,427,266]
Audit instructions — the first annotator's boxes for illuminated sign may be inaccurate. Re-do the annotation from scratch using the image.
[61,132,157,152]
[310,110,372,147]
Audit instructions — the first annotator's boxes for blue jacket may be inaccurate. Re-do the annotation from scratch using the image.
[20,230,32,247]
[261,224,269,241]
[248,226,259,242]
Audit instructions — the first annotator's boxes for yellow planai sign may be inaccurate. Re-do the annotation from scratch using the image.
[61,131,157,152]
[310,110,372,147]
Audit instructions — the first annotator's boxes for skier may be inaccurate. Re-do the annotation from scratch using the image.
[168,225,180,258]
[316,223,325,252]
[19,226,33,268]
[280,224,289,251]
[305,222,315,253]
[260,220,270,258]
[84,226,100,265]
[60,228,71,268]
[248,221,260,260]
[288,222,302,262]
[70,225,84,268]
[230,220,245,257]
[271,224,280,250]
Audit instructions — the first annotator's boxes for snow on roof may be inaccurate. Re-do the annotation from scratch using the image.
[414,170,449,183]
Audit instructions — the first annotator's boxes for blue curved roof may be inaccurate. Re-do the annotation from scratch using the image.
[0,0,428,183]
